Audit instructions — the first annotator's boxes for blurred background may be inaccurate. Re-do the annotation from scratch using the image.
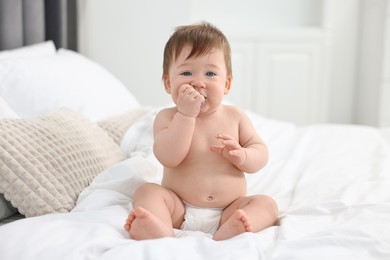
[77,0,390,126]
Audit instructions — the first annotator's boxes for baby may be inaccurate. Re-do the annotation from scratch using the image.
[124,22,278,241]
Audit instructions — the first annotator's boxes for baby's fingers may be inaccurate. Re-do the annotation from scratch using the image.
[229,149,241,156]
[210,145,224,154]
[221,139,240,151]
[216,133,240,149]
[228,149,246,166]
[216,133,234,141]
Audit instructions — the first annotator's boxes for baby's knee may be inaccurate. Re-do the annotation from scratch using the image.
[253,195,278,217]
[134,183,165,197]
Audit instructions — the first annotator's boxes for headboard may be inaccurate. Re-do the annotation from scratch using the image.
[0,0,77,51]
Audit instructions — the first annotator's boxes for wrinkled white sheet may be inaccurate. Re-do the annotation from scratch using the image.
[1,109,389,260]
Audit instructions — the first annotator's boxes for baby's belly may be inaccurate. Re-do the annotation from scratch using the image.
[162,167,247,208]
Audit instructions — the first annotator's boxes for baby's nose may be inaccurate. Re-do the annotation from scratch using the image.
[190,80,205,88]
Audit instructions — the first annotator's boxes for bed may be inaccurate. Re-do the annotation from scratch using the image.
[1,1,390,260]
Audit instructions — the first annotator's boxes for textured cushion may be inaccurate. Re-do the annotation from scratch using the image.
[98,107,152,145]
[0,97,18,220]
[0,108,125,217]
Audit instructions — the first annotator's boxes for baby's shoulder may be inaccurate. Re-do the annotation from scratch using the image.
[156,107,177,118]
[153,107,178,130]
[221,104,246,117]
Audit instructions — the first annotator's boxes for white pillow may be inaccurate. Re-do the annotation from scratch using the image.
[0,41,56,60]
[0,97,18,119]
[0,49,140,121]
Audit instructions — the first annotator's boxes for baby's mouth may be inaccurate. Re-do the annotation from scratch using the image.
[200,95,206,106]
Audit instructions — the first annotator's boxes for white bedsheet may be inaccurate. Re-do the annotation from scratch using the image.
[1,110,389,260]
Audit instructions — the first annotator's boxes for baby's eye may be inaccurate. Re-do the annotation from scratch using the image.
[205,71,216,77]
[181,71,192,76]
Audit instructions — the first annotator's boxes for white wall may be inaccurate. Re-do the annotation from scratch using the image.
[355,0,390,126]
[379,1,390,127]
[187,0,330,125]
[77,0,192,107]
[77,0,324,110]
[189,0,323,31]
[77,0,390,126]
[322,0,360,124]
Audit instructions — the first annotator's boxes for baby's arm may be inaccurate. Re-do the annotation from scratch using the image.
[153,109,196,168]
[210,110,268,173]
[153,84,206,167]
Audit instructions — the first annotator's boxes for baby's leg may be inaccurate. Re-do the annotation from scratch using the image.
[212,209,252,241]
[124,206,174,240]
[124,183,185,240]
[213,195,278,241]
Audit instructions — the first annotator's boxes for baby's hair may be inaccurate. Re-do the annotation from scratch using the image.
[162,21,232,78]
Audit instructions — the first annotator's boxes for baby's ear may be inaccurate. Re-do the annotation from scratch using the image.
[224,75,232,94]
[163,76,171,93]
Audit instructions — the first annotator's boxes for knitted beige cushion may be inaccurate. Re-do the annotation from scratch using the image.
[98,107,151,145]
[0,108,125,217]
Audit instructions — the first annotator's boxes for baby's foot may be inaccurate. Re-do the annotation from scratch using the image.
[213,209,253,241]
[124,207,174,240]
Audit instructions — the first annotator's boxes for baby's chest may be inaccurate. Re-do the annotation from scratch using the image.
[192,125,238,149]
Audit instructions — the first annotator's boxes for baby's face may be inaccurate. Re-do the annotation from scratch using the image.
[165,45,231,115]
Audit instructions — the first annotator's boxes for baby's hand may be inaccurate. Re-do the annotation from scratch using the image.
[177,84,205,118]
[210,133,246,167]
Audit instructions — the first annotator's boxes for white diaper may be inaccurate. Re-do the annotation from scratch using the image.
[180,202,222,235]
